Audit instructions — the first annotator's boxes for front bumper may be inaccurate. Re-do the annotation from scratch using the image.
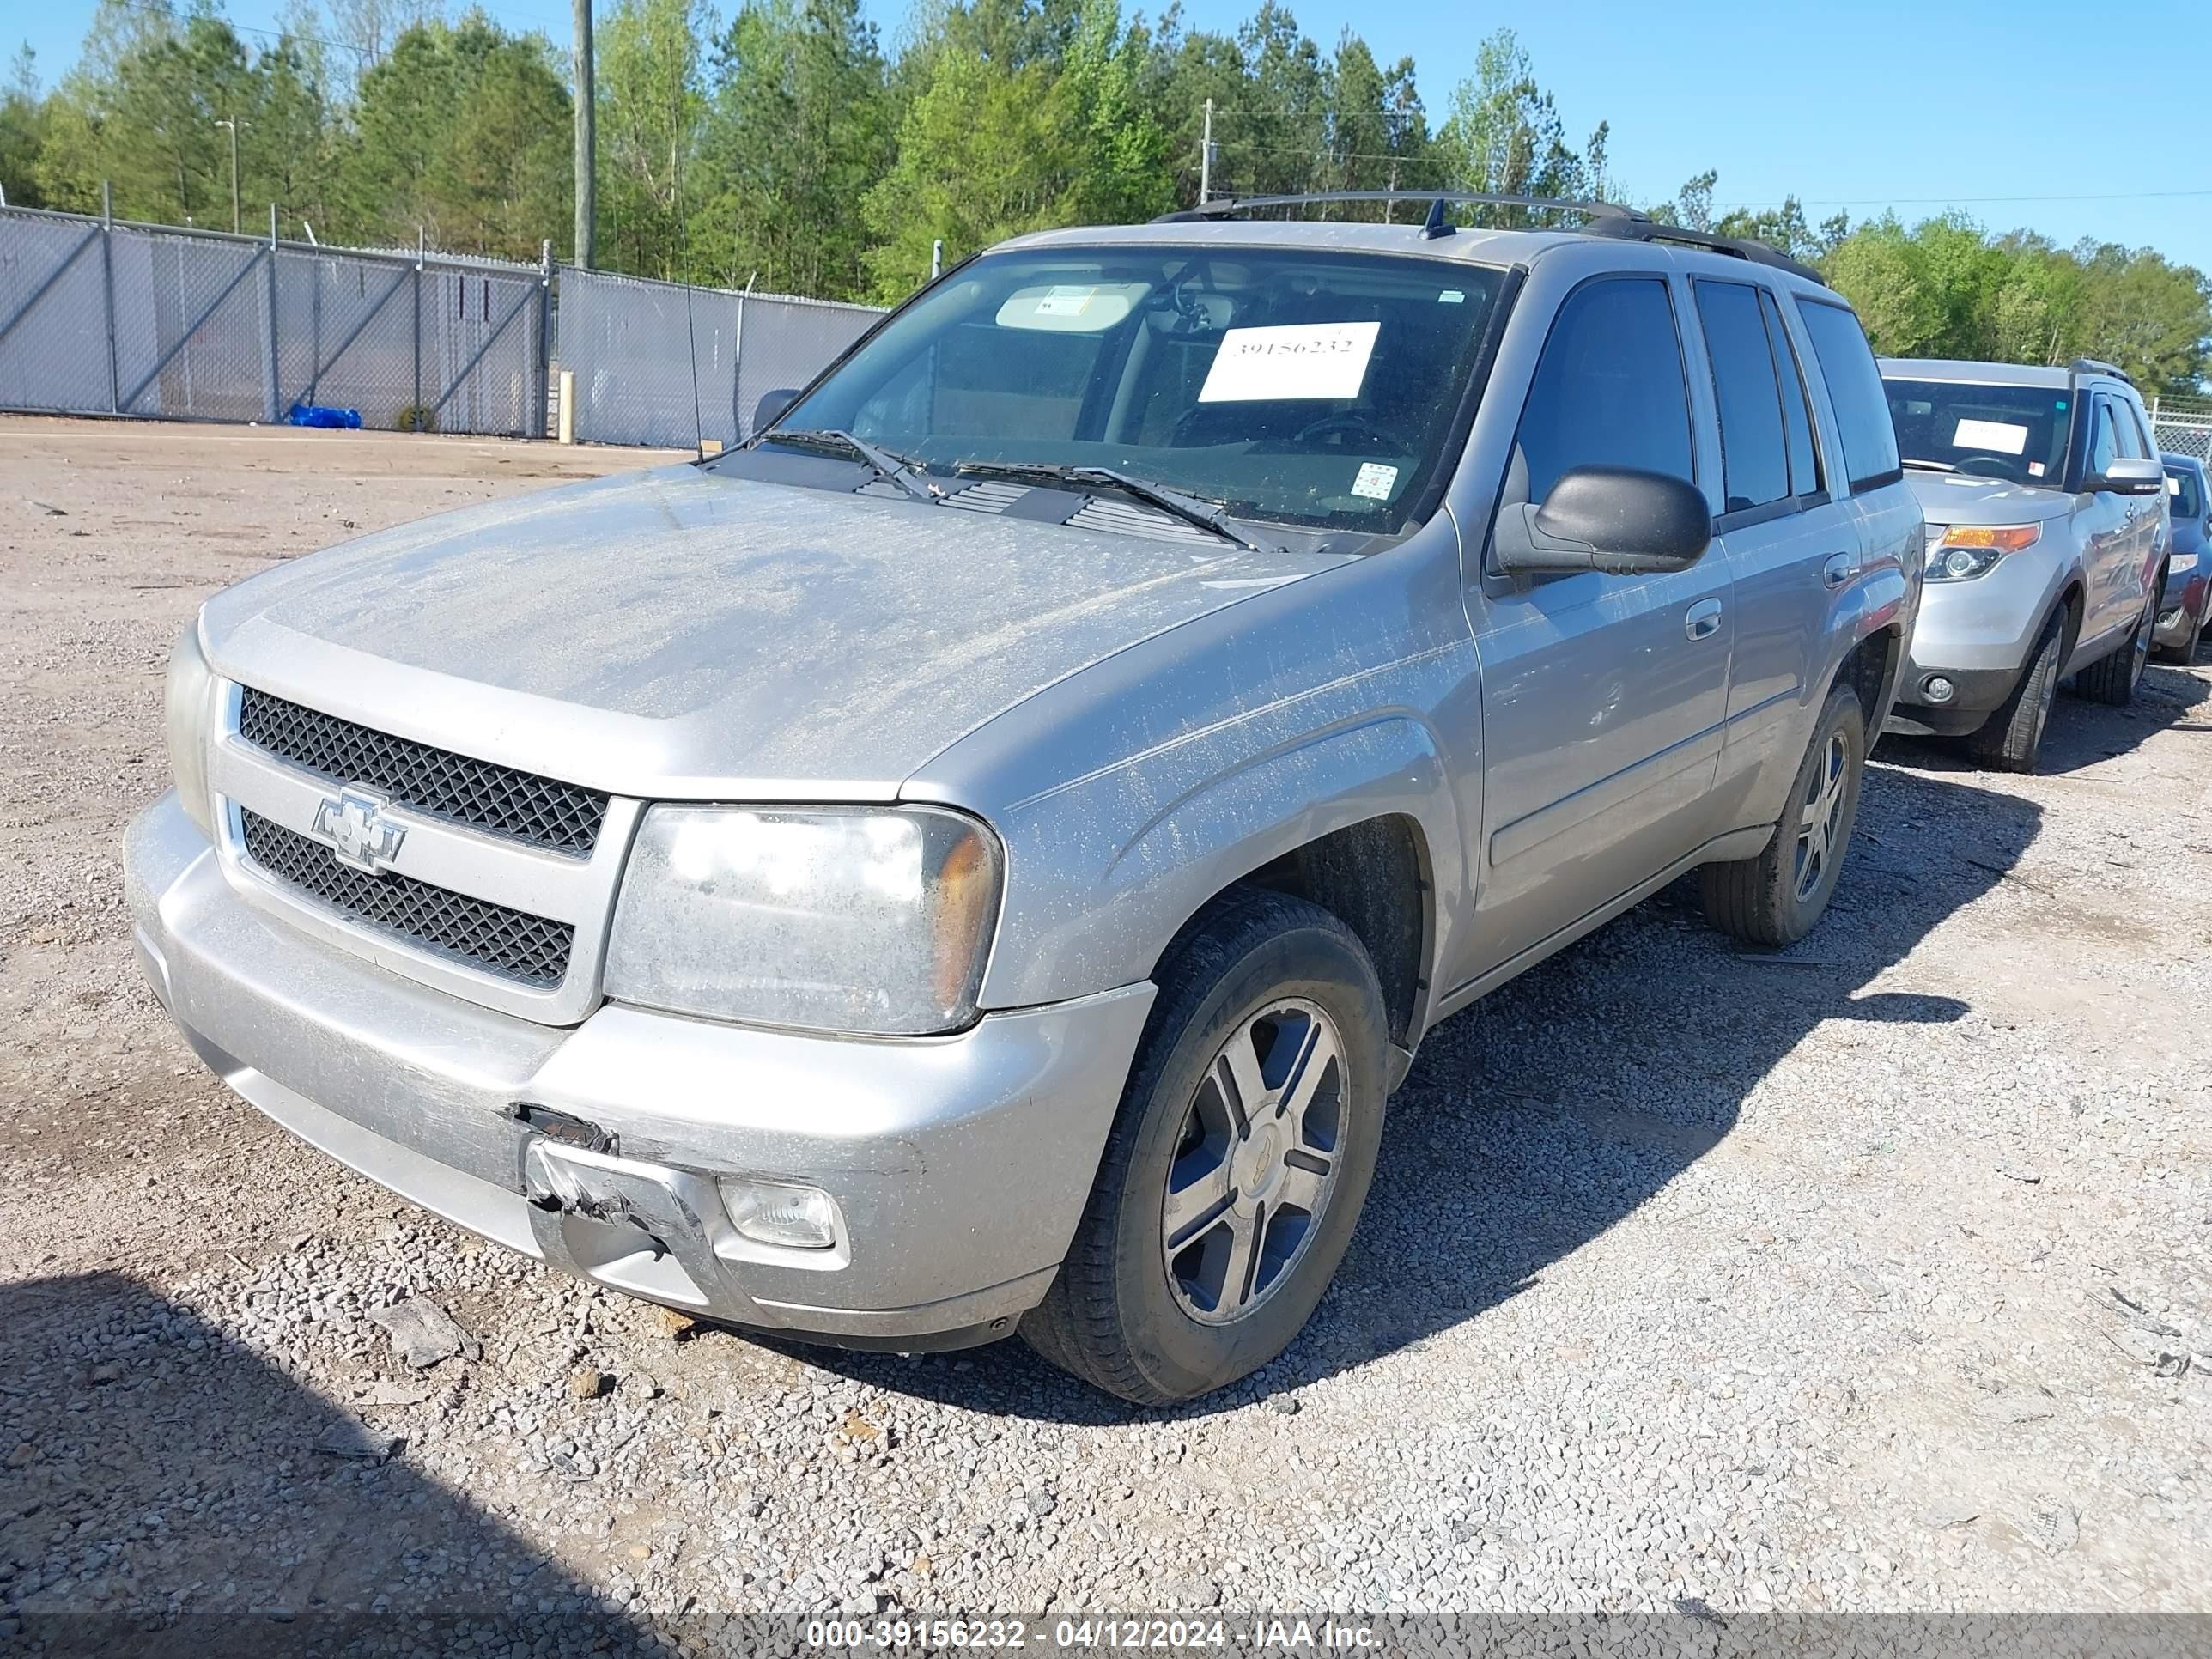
[1887,549,2064,737]
[125,791,1154,1346]
[2154,571,2207,647]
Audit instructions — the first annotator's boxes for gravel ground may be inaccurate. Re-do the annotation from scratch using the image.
[2,416,2208,1650]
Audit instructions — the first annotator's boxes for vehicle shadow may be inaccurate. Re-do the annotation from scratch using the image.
[0,1271,647,1656]
[781,761,2039,1423]
[1881,660,2208,778]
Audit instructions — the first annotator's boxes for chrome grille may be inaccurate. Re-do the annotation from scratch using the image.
[239,809,574,988]
[236,687,607,855]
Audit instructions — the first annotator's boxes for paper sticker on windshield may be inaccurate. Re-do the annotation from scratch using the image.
[1352,462,1400,501]
[2172,475,2184,495]
[1199,321,1381,403]
[2028,461,2045,477]
[1953,417,2028,455]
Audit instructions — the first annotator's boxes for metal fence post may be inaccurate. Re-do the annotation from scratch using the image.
[264,204,281,422]
[730,289,746,440]
[411,246,423,421]
[538,239,553,439]
[100,182,118,414]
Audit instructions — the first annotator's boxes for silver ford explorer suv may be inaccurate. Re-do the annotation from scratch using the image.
[128,194,1921,1403]
[1880,357,2170,770]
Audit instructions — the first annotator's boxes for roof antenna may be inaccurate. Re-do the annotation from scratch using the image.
[1420,197,1455,240]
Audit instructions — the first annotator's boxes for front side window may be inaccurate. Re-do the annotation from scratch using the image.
[2112,397,2149,459]
[2168,465,2204,520]
[774,247,1507,535]
[1694,279,1790,514]
[1506,276,1694,509]
[1883,376,2075,488]
[1796,300,1900,493]
[2087,400,2120,477]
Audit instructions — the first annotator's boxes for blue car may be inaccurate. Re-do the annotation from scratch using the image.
[2157,454,2211,663]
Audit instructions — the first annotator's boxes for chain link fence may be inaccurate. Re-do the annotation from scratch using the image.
[0,204,550,436]
[553,266,881,449]
[2151,397,2212,466]
[0,204,882,448]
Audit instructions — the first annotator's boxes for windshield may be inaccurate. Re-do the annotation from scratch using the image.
[2169,465,2204,520]
[1882,377,2074,488]
[773,246,1505,535]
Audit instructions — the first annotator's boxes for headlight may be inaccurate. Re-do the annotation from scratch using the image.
[163,620,220,836]
[1924,522,2041,582]
[2172,552,2199,574]
[605,805,1003,1035]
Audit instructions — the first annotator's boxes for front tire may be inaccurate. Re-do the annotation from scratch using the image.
[1702,684,1867,947]
[1021,889,1389,1404]
[2156,610,2201,666]
[2079,584,2157,705]
[1966,611,2063,772]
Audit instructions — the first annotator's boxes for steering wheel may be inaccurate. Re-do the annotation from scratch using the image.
[1952,454,2017,479]
[1291,411,1415,453]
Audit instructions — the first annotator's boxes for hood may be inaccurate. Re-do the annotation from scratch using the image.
[200,465,1347,799]
[1905,470,2075,529]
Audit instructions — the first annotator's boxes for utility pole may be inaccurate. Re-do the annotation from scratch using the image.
[1199,98,1213,205]
[215,117,240,235]
[573,0,596,268]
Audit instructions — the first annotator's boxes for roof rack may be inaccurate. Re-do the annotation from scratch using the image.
[1154,191,1646,233]
[2069,356,2132,386]
[1581,217,1828,288]
[1149,191,1828,288]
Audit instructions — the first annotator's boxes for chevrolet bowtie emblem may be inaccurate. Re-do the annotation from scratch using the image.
[313,787,406,874]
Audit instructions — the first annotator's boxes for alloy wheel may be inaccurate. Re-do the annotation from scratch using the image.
[1162,998,1347,1326]
[1792,732,1849,904]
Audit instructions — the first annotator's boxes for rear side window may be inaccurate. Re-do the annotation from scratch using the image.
[1509,277,1696,507]
[1693,280,1790,514]
[1759,291,1821,495]
[1796,300,1900,493]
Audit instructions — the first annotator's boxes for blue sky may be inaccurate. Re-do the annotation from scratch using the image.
[15,0,2212,270]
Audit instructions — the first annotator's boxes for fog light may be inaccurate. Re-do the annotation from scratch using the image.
[2160,609,2183,630]
[1923,676,1957,704]
[720,1177,840,1250]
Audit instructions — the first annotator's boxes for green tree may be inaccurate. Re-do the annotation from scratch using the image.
[702,0,892,297]
[595,0,711,279]
[338,16,569,257]
[1434,28,1604,223]
[0,46,49,209]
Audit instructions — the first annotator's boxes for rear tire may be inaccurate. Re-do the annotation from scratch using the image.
[1966,612,2063,773]
[1021,888,1389,1405]
[2078,584,2158,705]
[1702,684,1866,948]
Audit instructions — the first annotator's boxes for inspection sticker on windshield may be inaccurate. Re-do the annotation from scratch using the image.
[1199,320,1381,403]
[1952,417,2028,455]
[1351,462,1400,500]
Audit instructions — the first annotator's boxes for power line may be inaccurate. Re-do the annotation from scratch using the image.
[1720,188,2212,210]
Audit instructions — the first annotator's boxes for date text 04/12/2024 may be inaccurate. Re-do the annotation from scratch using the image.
[804,1618,1383,1650]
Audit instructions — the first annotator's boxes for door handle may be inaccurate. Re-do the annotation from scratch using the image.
[1821,553,1857,590]
[1684,599,1723,641]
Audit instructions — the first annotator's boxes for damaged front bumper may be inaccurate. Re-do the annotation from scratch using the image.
[125,790,1153,1348]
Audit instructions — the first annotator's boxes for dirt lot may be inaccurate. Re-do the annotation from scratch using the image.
[2,416,2208,1648]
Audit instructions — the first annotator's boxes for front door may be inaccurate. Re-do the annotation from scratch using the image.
[1463,274,1733,982]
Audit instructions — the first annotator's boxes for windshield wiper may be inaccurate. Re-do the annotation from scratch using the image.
[758,428,936,503]
[951,460,1283,553]
[1901,458,1955,472]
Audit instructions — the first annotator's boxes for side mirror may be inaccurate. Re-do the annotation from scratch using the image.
[2094,457,2166,497]
[1492,465,1713,577]
[751,387,802,434]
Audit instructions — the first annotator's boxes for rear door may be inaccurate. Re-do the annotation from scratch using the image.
[1688,277,1859,823]
[1463,272,1734,974]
